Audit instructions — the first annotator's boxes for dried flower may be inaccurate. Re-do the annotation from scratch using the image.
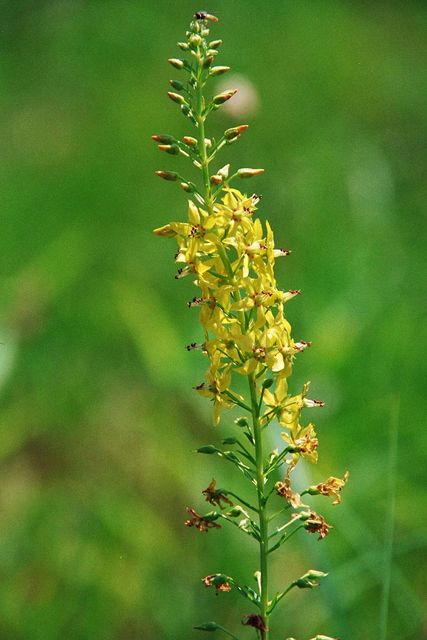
[184,507,221,533]
[202,479,233,509]
[308,472,349,504]
[242,614,268,632]
[202,573,232,592]
[275,476,302,508]
[304,512,332,540]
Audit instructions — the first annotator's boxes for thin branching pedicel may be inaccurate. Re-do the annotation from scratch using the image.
[152,11,348,640]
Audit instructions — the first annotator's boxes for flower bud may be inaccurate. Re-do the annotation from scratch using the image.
[155,170,178,181]
[209,39,222,49]
[213,89,237,105]
[237,168,265,178]
[218,163,230,178]
[204,510,220,521]
[158,144,179,155]
[196,445,220,454]
[183,136,198,147]
[151,134,175,144]
[167,91,186,105]
[224,124,249,140]
[262,378,274,389]
[222,436,238,445]
[181,104,196,123]
[210,65,230,76]
[194,622,220,632]
[295,569,328,589]
[177,41,189,51]
[152,224,176,238]
[235,417,248,428]
[226,506,244,517]
[169,79,184,91]
[203,55,215,69]
[189,34,202,46]
[168,58,185,69]
[210,174,223,185]
[180,181,197,193]
[306,569,329,580]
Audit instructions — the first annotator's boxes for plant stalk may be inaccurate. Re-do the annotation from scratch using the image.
[249,373,269,639]
[194,43,270,639]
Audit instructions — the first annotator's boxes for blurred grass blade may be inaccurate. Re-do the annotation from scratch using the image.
[379,395,399,640]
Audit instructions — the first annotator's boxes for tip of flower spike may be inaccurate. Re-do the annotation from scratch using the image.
[194,10,219,22]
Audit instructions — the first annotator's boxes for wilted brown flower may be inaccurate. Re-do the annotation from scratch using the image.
[184,507,221,532]
[309,472,349,505]
[275,476,302,508]
[304,512,332,540]
[202,573,232,592]
[242,614,268,632]
[202,479,234,509]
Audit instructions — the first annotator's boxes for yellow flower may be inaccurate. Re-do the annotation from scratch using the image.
[153,186,314,425]
[282,422,319,464]
[195,352,235,425]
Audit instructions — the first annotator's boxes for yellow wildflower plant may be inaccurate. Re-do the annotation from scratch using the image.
[152,11,348,640]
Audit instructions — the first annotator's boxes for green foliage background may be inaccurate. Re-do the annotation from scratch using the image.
[0,1,426,638]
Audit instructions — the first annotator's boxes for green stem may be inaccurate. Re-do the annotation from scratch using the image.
[249,373,269,640]
[217,625,242,640]
[193,41,269,639]
[196,58,212,212]
[225,491,258,514]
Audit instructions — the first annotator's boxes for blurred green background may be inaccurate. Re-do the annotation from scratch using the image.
[0,1,426,638]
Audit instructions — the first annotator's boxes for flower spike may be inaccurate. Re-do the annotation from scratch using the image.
[152,12,347,640]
